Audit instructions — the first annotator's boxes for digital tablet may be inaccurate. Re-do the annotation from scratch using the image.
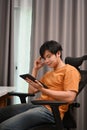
[20,74,48,88]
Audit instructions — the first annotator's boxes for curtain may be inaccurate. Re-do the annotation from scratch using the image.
[0,0,14,86]
[30,0,87,130]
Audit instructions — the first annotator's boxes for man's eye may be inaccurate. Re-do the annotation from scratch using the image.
[47,55,51,58]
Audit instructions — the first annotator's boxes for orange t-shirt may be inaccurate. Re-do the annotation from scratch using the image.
[39,64,81,119]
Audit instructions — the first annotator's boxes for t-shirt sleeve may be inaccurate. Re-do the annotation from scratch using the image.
[63,69,81,92]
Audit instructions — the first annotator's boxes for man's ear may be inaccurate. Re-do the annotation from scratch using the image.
[56,51,61,57]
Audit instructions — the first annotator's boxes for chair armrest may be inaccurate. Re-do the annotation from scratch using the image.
[70,102,80,108]
[8,92,35,103]
[31,100,67,106]
[31,100,67,130]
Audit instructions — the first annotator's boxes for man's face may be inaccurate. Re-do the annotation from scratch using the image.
[43,50,61,68]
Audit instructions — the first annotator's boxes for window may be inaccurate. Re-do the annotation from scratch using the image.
[14,0,32,103]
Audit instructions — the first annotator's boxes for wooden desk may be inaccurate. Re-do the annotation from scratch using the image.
[0,87,15,108]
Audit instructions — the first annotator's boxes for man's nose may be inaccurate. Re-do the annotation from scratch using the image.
[45,58,49,63]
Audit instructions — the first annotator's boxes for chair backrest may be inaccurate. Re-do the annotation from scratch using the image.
[65,55,87,96]
[63,55,87,129]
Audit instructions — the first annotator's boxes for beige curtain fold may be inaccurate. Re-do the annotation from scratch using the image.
[30,0,87,130]
[0,0,14,86]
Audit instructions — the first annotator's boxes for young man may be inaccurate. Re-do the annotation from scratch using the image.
[0,40,81,130]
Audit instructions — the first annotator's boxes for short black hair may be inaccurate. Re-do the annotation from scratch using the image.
[40,40,63,58]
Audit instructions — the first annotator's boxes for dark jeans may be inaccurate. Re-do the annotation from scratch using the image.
[0,103,55,130]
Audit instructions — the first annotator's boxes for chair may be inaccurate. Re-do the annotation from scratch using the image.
[8,55,87,130]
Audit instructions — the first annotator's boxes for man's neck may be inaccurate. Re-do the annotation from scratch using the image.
[54,60,65,70]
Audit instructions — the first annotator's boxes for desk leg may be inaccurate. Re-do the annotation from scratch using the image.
[0,95,8,108]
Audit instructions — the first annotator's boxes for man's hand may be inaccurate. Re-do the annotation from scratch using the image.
[34,57,45,70]
[26,78,43,91]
